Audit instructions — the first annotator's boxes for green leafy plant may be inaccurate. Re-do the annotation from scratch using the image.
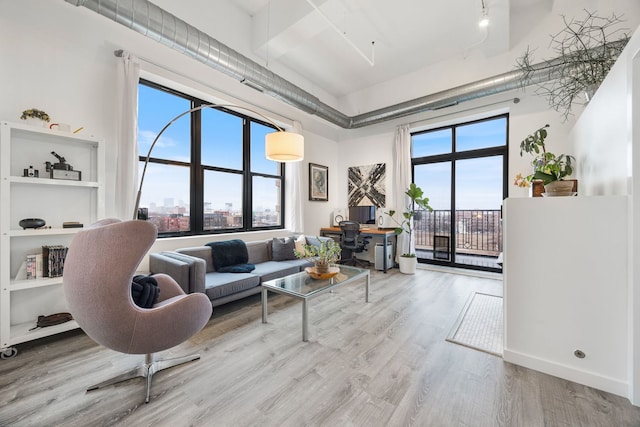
[386,183,433,257]
[294,238,341,266]
[516,10,629,121]
[517,124,575,186]
[20,108,50,122]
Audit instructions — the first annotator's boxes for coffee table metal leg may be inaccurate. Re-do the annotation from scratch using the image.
[366,270,370,303]
[262,287,268,323]
[302,299,308,342]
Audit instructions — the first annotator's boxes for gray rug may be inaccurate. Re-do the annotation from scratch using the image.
[446,292,503,357]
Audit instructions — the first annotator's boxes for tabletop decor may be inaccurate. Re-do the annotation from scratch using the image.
[20,108,50,126]
[294,238,341,276]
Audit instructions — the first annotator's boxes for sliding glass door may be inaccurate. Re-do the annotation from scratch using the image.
[411,115,507,272]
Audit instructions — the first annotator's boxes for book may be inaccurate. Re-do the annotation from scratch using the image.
[62,222,84,228]
[26,255,37,279]
[42,245,68,278]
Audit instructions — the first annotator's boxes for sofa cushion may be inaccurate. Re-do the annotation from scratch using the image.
[251,261,300,283]
[280,258,315,270]
[204,272,261,300]
[271,237,297,261]
[206,240,248,270]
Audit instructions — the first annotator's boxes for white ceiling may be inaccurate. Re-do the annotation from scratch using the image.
[227,0,533,98]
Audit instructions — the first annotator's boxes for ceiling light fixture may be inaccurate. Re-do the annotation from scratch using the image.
[478,0,490,28]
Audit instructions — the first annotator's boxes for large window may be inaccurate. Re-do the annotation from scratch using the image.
[411,114,507,272]
[137,80,284,236]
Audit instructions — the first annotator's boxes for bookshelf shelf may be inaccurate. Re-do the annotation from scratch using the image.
[0,121,104,357]
[10,319,79,346]
[10,277,63,291]
[9,228,81,237]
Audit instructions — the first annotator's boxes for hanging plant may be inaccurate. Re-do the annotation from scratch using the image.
[516,10,629,121]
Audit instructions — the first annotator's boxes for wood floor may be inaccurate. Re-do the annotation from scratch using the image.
[1,268,639,426]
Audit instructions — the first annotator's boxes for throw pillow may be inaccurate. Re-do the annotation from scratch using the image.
[131,275,160,308]
[272,237,296,261]
[217,263,256,273]
[206,240,249,270]
[306,236,321,248]
[294,234,306,255]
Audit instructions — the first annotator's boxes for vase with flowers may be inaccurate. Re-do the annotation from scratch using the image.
[515,124,576,196]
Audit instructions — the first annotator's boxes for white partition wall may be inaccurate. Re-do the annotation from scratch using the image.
[503,196,629,397]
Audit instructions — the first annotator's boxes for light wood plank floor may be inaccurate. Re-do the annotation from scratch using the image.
[1,268,639,426]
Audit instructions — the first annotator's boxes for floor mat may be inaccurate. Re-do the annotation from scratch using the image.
[446,292,503,357]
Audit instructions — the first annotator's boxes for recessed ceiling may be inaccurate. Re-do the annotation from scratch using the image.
[230,0,513,98]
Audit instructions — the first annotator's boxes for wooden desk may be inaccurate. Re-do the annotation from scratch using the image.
[320,227,396,273]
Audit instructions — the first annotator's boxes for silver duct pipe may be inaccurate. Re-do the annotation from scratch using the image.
[64,0,626,129]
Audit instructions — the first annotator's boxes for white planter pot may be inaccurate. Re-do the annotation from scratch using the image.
[398,256,417,274]
[23,117,48,128]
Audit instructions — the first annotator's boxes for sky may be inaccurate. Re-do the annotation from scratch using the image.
[412,117,506,211]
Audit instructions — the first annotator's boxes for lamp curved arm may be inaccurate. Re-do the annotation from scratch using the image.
[133,104,296,220]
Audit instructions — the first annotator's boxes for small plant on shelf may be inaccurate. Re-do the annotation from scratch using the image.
[20,108,50,123]
[516,124,575,187]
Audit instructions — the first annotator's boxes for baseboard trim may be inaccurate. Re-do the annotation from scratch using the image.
[503,348,629,399]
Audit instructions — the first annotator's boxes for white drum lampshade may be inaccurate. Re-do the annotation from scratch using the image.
[265,131,304,162]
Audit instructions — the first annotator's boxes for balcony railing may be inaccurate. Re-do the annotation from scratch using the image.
[414,209,502,259]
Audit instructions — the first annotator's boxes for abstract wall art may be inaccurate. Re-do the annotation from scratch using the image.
[348,163,386,207]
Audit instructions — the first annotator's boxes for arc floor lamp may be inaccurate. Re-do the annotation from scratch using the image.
[133,104,304,220]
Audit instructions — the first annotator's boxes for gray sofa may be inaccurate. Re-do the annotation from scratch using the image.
[149,237,325,307]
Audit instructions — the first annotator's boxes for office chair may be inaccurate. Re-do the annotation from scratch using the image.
[63,218,212,403]
[338,220,372,267]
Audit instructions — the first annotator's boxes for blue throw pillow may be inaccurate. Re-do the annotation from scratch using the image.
[206,240,248,270]
[217,263,256,273]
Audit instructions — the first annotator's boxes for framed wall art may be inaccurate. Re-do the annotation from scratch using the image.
[348,163,386,207]
[309,163,328,201]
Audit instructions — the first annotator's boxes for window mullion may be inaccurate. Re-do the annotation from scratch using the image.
[192,101,203,233]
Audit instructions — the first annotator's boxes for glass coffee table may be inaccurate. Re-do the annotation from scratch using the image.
[261,265,370,341]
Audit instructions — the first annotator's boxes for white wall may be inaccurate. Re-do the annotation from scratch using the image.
[503,196,629,397]
[568,24,640,405]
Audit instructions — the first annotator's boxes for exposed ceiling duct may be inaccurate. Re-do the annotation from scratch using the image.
[64,0,625,129]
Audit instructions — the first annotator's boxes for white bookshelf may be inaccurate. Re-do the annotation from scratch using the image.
[0,121,105,358]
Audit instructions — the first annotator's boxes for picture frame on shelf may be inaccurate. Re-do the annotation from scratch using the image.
[309,163,328,201]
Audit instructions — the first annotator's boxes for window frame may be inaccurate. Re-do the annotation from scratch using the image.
[138,79,285,237]
[410,113,508,273]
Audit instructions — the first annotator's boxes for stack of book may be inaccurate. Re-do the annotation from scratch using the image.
[42,245,68,278]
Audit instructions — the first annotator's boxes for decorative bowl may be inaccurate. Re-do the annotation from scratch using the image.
[305,266,340,280]
[19,218,46,229]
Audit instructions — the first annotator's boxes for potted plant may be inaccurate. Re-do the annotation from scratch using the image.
[515,124,576,195]
[20,108,50,127]
[294,238,341,274]
[386,183,433,274]
[516,10,628,121]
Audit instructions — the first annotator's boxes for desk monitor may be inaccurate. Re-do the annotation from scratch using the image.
[349,205,376,225]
